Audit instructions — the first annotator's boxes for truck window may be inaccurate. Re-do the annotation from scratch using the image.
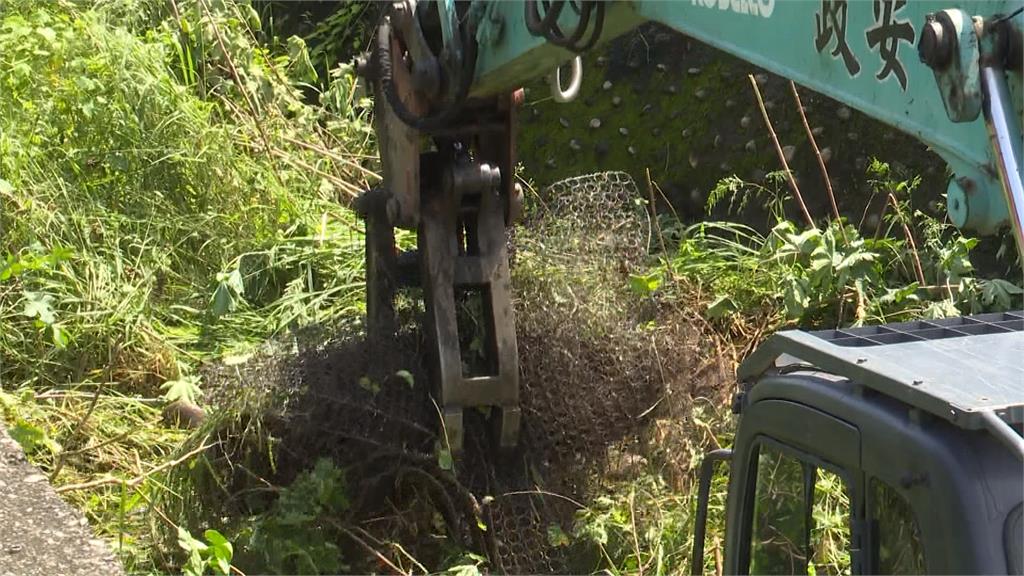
[749,442,852,575]
[869,477,926,574]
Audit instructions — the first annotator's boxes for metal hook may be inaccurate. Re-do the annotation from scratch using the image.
[548,56,583,103]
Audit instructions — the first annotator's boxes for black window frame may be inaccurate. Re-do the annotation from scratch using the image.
[743,435,856,575]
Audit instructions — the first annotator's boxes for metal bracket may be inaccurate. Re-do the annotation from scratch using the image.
[419,155,521,453]
[918,9,1021,236]
[391,0,443,100]
[919,9,982,122]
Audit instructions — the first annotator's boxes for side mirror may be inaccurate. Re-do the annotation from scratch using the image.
[690,448,732,576]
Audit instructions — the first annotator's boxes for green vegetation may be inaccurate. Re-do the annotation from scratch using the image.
[656,160,1021,329]
[0,1,1019,575]
[0,0,378,571]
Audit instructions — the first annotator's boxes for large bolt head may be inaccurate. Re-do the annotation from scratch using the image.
[918,15,954,70]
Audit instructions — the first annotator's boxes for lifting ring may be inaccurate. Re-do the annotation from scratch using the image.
[548,56,583,103]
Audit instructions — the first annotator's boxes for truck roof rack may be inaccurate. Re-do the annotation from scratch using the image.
[738,311,1024,430]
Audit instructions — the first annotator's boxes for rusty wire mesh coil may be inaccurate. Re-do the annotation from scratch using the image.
[190,171,690,574]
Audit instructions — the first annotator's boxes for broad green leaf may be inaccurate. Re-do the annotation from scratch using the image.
[177,527,208,576]
[395,369,414,388]
[447,565,482,576]
[357,376,380,395]
[783,278,809,320]
[243,5,262,31]
[922,299,960,319]
[177,526,207,554]
[9,421,46,453]
[287,36,317,82]
[437,446,453,471]
[22,291,56,324]
[204,529,233,575]
[161,375,202,405]
[46,245,73,265]
[50,324,69,349]
[0,255,20,281]
[878,283,919,305]
[706,294,737,319]
[981,278,1023,311]
[222,269,244,294]
[547,523,570,547]
[210,283,235,318]
[211,269,244,317]
[203,529,231,551]
[35,27,56,42]
[628,271,662,297]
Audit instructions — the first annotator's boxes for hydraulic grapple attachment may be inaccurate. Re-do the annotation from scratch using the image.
[354,10,524,451]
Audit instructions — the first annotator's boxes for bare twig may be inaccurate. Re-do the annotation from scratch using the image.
[132,482,252,576]
[198,0,286,190]
[268,148,362,198]
[351,526,430,575]
[714,535,724,576]
[789,81,846,241]
[643,334,669,419]
[873,195,891,240]
[627,489,644,576]
[57,428,133,459]
[747,75,814,228]
[215,96,365,200]
[887,193,927,286]
[56,441,216,494]
[652,179,681,224]
[50,386,102,482]
[499,489,585,509]
[645,168,673,276]
[428,396,453,461]
[334,522,408,576]
[395,466,464,548]
[281,135,381,181]
[34,390,161,404]
[695,417,723,451]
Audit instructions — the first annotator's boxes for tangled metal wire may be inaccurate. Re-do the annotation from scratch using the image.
[197,172,695,573]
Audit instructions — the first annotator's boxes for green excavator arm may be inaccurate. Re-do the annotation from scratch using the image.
[354,0,1022,452]
[468,0,1023,240]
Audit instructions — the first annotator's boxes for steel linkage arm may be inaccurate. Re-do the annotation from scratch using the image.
[356,1,523,454]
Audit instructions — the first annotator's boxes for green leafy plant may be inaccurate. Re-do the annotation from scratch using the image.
[235,458,350,574]
[443,551,489,576]
[663,163,1022,329]
[706,170,792,221]
[8,419,61,455]
[161,374,203,405]
[177,527,234,576]
[0,0,380,571]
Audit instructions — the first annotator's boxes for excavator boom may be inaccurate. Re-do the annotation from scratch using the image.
[355,0,1022,451]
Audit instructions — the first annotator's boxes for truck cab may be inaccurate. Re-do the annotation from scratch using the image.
[694,311,1024,574]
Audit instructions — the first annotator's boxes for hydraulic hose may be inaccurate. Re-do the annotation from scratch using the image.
[526,0,566,38]
[524,0,605,53]
[376,15,477,132]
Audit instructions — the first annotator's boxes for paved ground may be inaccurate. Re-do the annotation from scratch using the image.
[0,423,124,576]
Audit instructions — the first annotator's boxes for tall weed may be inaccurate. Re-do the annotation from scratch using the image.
[0,0,378,570]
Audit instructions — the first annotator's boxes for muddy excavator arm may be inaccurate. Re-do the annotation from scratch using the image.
[353,0,1023,452]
